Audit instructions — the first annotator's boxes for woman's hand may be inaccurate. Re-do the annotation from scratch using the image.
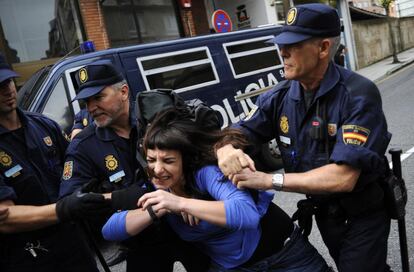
[138,190,184,215]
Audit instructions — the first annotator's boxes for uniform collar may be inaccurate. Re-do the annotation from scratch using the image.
[288,61,340,101]
[95,102,137,142]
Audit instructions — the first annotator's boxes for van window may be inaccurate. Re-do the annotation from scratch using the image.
[223,36,283,79]
[137,47,219,93]
[42,77,73,133]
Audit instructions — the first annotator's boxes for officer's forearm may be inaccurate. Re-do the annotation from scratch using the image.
[0,200,58,233]
[284,163,360,194]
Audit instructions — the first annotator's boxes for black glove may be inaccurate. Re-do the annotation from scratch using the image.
[111,183,151,211]
[291,199,317,238]
[56,190,112,222]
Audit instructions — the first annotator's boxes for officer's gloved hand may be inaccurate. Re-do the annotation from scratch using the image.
[291,199,317,238]
[56,190,112,222]
[111,183,151,211]
[81,177,106,193]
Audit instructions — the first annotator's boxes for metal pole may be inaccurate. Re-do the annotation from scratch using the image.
[389,148,410,272]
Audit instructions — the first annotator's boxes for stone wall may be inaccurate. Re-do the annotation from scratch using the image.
[352,16,414,68]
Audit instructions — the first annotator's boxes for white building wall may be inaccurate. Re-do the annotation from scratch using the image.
[397,0,414,17]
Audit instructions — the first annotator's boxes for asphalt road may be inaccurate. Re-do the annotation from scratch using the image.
[103,63,414,272]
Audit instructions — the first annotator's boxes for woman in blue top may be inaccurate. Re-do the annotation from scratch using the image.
[102,108,330,272]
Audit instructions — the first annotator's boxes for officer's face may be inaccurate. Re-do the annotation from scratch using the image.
[146,148,184,192]
[0,78,17,115]
[86,85,128,128]
[279,38,324,82]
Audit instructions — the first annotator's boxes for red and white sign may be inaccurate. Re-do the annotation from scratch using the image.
[211,9,232,33]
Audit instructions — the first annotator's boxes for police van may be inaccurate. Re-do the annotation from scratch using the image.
[17,25,285,170]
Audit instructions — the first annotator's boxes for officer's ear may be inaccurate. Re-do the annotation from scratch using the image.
[120,84,129,101]
[318,38,331,60]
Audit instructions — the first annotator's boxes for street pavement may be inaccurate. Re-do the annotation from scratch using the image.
[356,47,414,83]
[102,47,414,272]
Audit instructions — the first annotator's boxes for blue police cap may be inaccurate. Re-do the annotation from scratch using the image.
[73,59,124,101]
[272,3,340,45]
[0,53,19,84]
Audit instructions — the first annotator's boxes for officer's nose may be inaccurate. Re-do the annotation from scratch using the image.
[280,47,290,58]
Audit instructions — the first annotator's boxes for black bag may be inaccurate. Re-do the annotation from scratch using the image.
[381,172,407,220]
[135,89,221,138]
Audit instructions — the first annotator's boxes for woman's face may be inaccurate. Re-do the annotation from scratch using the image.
[146,148,184,191]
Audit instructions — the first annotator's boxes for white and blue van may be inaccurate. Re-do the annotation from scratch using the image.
[17,25,285,170]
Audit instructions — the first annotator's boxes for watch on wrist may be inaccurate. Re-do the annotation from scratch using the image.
[272,173,284,191]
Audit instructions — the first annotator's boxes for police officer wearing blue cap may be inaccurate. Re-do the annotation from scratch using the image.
[0,52,99,272]
[215,4,392,272]
[58,59,209,272]
[71,108,94,139]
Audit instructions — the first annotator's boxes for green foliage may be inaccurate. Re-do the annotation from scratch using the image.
[379,0,394,10]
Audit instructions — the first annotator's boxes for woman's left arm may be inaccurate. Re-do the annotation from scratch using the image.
[102,208,157,241]
[139,190,227,227]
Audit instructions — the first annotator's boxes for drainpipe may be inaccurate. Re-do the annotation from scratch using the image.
[338,0,357,70]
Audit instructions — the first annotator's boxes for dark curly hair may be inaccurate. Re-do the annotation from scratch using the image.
[143,107,248,199]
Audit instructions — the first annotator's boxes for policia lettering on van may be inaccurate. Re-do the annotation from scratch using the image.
[17,25,285,170]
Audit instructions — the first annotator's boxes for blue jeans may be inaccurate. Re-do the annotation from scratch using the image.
[209,225,331,272]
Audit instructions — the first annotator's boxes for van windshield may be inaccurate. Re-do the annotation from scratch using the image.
[17,66,52,110]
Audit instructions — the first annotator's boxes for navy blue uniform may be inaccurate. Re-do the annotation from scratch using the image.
[72,108,94,131]
[0,109,97,272]
[237,63,391,272]
[59,117,209,272]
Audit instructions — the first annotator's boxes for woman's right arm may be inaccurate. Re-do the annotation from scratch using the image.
[102,209,153,241]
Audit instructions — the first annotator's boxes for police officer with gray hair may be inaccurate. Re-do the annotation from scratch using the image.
[215,4,392,272]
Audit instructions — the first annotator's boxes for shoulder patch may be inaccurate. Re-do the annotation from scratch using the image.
[62,161,73,180]
[43,136,53,146]
[342,125,370,146]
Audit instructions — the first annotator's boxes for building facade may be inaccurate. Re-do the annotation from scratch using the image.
[1,0,354,85]
[396,0,414,17]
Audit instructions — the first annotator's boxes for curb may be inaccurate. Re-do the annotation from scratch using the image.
[374,58,414,83]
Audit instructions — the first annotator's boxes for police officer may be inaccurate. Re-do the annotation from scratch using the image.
[215,4,392,272]
[71,108,93,139]
[0,53,99,271]
[58,59,209,272]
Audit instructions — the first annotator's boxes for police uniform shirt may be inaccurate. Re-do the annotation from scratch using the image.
[72,108,94,130]
[0,109,69,204]
[238,62,391,190]
[59,118,138,198]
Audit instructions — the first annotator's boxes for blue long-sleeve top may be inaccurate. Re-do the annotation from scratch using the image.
[102,165,274,269]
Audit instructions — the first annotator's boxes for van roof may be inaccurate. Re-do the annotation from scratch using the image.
[54,25,282,69]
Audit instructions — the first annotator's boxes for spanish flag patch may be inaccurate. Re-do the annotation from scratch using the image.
[342,125,370,146]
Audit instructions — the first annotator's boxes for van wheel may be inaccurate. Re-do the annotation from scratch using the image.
[258,140,283,171]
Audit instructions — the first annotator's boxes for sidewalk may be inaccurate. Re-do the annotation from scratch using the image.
[356,47,414,83]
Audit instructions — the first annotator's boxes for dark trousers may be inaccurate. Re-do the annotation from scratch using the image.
[0,223,98,272]
[316,208,391,272]
[125,223,210,272]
